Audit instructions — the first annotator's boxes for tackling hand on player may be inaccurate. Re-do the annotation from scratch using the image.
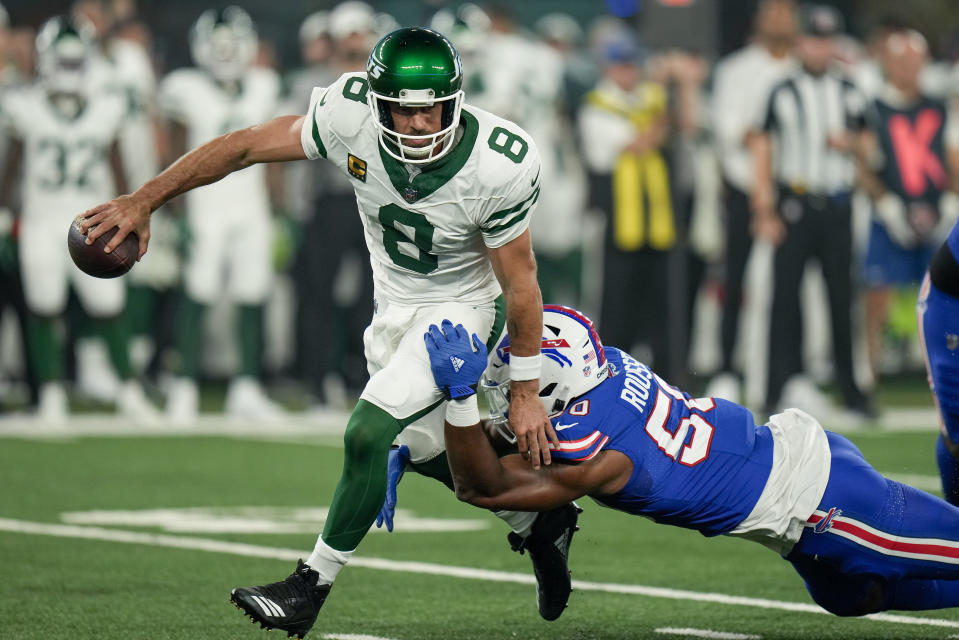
[79,193,152,260]
[425,320,558,469]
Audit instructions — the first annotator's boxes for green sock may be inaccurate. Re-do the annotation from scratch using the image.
[237,304,263,378]
[125,285,155,339]
[97,316,132,380]
[175,295,204,378]
[410,452,455,491]
[322,400,405,551]
[26,315,62,382]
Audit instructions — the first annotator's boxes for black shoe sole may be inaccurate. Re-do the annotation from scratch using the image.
[230,591,309,639]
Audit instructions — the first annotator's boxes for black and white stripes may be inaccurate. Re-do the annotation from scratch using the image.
[763,70,866,195]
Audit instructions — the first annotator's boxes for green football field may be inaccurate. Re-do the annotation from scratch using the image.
[2,421,959,640]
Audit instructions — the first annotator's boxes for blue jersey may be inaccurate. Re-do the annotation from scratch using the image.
[549,347,774,536]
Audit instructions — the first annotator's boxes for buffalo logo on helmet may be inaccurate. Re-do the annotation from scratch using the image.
[497,336,573,368]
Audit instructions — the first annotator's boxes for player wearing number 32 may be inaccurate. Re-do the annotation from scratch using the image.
[428,305,959,618]
[1,16,157,423]
[80,26,561,637]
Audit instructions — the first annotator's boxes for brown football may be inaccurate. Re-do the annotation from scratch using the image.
[67,215,138,278]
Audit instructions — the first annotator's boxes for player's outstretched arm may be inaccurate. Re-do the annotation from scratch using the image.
[443,421,630,512]
[80,115,307,258]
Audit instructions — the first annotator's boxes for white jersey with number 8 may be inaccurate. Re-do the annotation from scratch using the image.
[300,72,542,306]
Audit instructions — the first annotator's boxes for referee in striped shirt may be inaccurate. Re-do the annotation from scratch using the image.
[751,4,875,417]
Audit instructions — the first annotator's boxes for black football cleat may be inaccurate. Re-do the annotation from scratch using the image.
[508,502,582,621]
[230,560,331,638]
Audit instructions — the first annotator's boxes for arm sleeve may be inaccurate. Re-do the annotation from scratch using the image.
[480,140,541,249]
[299,85,331,160]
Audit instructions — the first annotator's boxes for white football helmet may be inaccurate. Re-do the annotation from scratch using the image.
[190,6,257,83]
[36,15,97,96]
[483,305,611,442]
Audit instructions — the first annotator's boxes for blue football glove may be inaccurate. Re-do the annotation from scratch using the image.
[375,444,409,532]
[424,319,488,400]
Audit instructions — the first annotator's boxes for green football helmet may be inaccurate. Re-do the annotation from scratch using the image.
[367,27,464,164]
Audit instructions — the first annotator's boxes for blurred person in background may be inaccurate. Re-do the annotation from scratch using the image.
[707,0,797,404]
[0,15,157,423]
[652,48,713,384]
[578,35,678,381]
[74,0,179,384]
[159,6,283,423]
[462,5,587,310]
[752,4,874,419]
[522,12,587,309]
[0,2,40,412]
[534,12,596,123]
[858,28,959,381]
[284,1,376,410]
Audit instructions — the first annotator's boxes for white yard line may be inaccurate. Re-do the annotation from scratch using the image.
[655,628,760,640]
[0,413,350,439]
[1,517,958,629]
[323,635,398,640]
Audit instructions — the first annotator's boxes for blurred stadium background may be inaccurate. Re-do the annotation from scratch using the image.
[3,1,959,639]
[0,0,957,427]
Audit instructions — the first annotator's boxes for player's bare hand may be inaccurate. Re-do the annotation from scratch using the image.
[508,381,559,469]
[80,194,152,260]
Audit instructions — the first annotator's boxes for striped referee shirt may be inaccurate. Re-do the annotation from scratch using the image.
[762,67,866,195]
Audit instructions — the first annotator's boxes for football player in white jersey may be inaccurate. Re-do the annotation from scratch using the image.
[1,15,156,423]
[158,6,284,423]
[81,27,567,638]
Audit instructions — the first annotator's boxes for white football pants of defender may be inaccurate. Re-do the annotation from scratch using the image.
[183,205,273,304]
[19,217,125,317]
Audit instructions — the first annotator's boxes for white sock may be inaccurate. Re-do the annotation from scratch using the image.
[494,510,537,539]
[305,536,353,585]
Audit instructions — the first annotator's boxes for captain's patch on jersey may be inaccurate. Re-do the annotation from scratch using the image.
[348,154,367,182]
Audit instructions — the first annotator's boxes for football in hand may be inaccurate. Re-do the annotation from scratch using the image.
[67,215,138,278]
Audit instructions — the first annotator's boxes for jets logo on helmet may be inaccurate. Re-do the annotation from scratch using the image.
[484,306,611,443]
[366,27,465,164]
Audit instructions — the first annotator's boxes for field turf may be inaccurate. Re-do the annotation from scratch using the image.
[1,424,958,640]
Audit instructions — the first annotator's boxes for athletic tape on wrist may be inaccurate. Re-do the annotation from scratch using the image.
[446,396,480,427]
[508,354,542,381]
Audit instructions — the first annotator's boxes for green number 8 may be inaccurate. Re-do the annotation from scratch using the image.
[487,126,528,164]
[378,204,438,274]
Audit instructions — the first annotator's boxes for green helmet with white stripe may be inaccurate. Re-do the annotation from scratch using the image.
[366,27,464,164]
